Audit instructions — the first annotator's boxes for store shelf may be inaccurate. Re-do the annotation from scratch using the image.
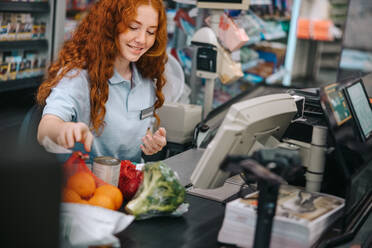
[0,76,43,93]
[0,39,48,51]
[66,7,90,17]
[0,1,50,13]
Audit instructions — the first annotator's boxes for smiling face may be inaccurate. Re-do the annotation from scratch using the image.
[117,5,158,64]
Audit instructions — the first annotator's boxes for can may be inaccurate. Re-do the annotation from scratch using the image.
[92,156,121,186]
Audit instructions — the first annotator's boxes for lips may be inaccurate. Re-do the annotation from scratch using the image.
[127,44,144,54]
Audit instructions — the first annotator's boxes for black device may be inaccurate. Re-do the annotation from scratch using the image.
[194,46,217,73]
[288,88,323,118]
[0,136,62,248]
[342,78,372,142]
[318,79,372,247]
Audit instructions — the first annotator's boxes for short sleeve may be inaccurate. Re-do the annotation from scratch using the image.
[43,70,90,122]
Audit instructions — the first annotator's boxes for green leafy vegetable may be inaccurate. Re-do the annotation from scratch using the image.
[125,161,185,219]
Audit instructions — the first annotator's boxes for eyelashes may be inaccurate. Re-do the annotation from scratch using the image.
[128,26,156,35]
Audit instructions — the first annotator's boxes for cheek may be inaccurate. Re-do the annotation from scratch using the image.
[146,37,156,49]
[117,35,126,50]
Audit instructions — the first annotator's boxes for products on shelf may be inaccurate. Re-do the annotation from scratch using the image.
[66,0,96,11]
[9,0,48,2]
[0,13,46,41]
[297,18,342,41]
[65,0,97,40]
[0,51,47,81]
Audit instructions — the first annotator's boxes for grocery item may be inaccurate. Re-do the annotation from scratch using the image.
[95,184,123,210]
[62,188,81,203]
[66,171,96,198]
[93,156,121,186]
[61,152,124,211]
[125,161,186,219]
[118,160,143,201]
[88,194,115,210]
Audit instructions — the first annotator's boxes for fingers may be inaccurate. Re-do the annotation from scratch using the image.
[141,128,167,155]
[83,131,93,152]
[75,123,93,152]
[65,129,75,148]
[58,122,93,152]
[156,127,166,137]
[141,135,158,155]
[141,134,162,155]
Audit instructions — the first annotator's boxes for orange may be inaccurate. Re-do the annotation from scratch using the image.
[62,188,81,203]
[79,199,89,205]
[88,194,115,210]
[95,184,123,210]
[66,172,96,198]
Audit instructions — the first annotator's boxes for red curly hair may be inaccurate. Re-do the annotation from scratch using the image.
[37,0,167,134]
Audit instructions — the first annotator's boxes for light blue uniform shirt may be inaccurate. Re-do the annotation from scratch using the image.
[43,63,156,163]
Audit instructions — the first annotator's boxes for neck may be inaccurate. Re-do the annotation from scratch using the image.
[114,57,131,81]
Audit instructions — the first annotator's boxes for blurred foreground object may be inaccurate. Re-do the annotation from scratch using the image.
[0,138,62,247]
[60,203,134,247]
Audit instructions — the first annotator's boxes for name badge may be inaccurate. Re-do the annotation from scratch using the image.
[140,106,154,120]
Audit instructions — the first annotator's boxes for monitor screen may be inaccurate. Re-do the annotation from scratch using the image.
[197,0,249,10]
[343,79,372,141]
[190,93,297,189]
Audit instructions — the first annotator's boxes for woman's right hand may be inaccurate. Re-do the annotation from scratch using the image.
[57,122,94,152]
[37,114,94,152]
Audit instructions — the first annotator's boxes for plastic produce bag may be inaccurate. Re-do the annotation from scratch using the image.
[62,152,124,211]
[219,47,244,84]
[63,151,107,188]
[125,161,189,220]
[60,203,134,248]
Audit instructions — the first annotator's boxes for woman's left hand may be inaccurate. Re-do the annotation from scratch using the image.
[140,127,167,155]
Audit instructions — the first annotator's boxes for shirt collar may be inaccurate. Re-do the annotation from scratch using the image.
[108,63,142,86]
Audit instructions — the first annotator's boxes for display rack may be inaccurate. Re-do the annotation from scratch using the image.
[0,0,61,133]
[171,1,295,109]
[0,76,43,93]
[0,40,48,51]
[0,1,49,13]
[0,1,56,93]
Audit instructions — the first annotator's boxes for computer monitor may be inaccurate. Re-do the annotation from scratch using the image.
[190,93,297,189]
[342,79,372,142]
[197,0,249,10]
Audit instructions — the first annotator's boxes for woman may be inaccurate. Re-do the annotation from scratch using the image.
[36,0,168,163]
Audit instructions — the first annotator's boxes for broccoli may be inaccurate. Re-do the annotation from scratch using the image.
[125,161,185,219]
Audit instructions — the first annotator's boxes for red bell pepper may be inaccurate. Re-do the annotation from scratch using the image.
[118,160,143,201]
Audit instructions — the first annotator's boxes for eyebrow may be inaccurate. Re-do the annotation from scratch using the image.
[131,20,158,29]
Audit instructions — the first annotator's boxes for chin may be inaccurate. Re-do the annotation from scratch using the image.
[126,54,143,62]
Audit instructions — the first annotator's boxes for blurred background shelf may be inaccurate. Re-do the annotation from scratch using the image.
[0,1,50,13]
[0,76,43,93]
[0,39,48,51]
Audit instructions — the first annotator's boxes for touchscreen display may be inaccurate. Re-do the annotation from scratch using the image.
[344,81,372,141]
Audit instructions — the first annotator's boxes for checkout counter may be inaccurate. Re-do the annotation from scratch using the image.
[117,194,372,248]
[117,75,372,248]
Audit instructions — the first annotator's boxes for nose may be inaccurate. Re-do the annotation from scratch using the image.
[135,29,146,45]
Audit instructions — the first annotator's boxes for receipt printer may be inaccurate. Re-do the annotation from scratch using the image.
[191,27,220,79]
[157,103,202,144]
